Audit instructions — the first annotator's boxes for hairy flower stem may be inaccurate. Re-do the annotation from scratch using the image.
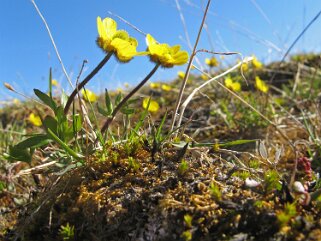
[100,63,160,135]
[64,52,113,114]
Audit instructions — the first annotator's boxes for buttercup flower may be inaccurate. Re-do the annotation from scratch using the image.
[255,76,268,93]
[150,82,160,89]
[161,84,172,91]
[97,17,139,62]
[28,113,42,127]
[81,89,98,102]
[201,74,208,80]
[252,56,263,69]
[205,57,219,67]
[51,79,58,87]
[224,77,241,92]
[142,97,159,112]
[238,59,249,72]
[146,34,189,68]
[13,98,20,105]
[178,71,185,79]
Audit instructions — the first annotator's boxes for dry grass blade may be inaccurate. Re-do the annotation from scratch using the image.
[30,0,74,88]
[170,0,212,132]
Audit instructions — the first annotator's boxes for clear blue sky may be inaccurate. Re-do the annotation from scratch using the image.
[1,0,321,103]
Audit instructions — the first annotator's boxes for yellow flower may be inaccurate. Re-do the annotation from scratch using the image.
[13,98,20,105]
[237,59,249,72]
[146,34,189,68]
[150,82,160,89]
[201,74,208,80]
[252,56,263,69]
[96,17,139,62]
[142,97,159,112]
[178,71,185,79]
[224,77,241,92]
[51,79,58,87]
[161,84,172,91]
[28,113,42,127]
[205,57,219,67]
[81,89,97,102]
[255,76,268,93]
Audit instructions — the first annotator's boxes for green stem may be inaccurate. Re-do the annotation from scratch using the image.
[100,63,160,135]
[47,128,84,160]
[64,52,113,114]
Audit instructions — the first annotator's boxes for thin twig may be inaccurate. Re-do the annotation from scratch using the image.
[175,0,204,70]
[30,0,74,88]
[170,0,212,132]
[270,8,321,83]
[107,11,147,36]
[177,57,253,129]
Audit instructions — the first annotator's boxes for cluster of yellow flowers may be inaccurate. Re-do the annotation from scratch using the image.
[205,57,219,68]
[96,16,189,113]
[149,82,172,92]
[97,17,189,67]
[224,76,241,92]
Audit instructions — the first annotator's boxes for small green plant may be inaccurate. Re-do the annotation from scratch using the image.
[181,230,192,241]
[110,151,120,166]
[249,159,261,169]
[59,223,75,241]
[0,181,6,193]
[178,159,189,175]
[276,202,297,227]
[184,214,193,228]
[233,170,250,180]
[128,156,140,172]
[264,170,281,192]
[209,182,222,201]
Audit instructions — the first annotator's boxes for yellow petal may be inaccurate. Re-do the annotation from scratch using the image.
[178,71,185,79]
[51,79,58,86]
[97,17,107,39]
[231,82,241,92]
[252,56,262,69]
[224,77,233,87]
[28,113,42,127]
[81,89,97,102]
[111,38,137,62]
[161,84,172,91]
[103,17,117,39]
[150,82,160,89]
[146,34,189,68]
[146,34,157,47]
[255,76,268,93]
[142,97,159,112]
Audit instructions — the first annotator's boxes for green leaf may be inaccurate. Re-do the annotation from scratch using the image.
[49,68,53,98]
[115,92,123,106]
[6,146,32,163]
[34,89,57,112]
[219,139,256,147]
[105,89,113,115]
[72,114,82,133]
[15,134,52,149]
[121,107,135,115]
[43,116,58,135]
[47,128,84,160]
[155,111,167,142]
[96,103,110,117]
[61,90,69,108]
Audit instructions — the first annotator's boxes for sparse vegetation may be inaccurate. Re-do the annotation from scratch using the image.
[2,1,321,241]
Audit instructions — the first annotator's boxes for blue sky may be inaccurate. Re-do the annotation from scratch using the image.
[1,0,321,103]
